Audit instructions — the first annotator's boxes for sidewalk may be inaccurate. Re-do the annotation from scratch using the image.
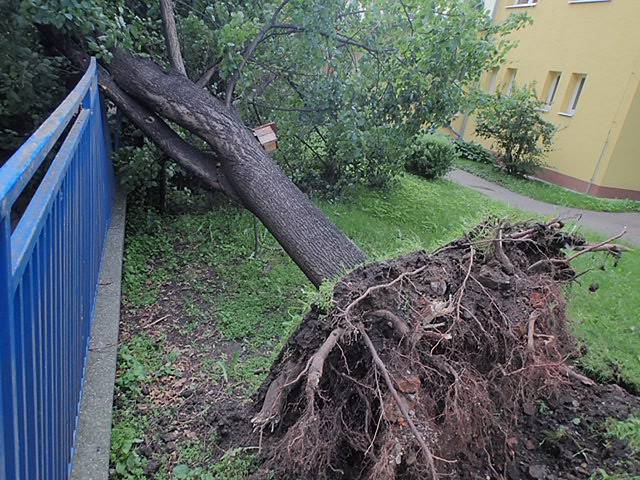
[447,169,640,245]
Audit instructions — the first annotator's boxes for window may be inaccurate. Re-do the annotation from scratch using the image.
[568,0,610,4]
[504,68,517,95]
[486,68,499,93]
[508,0,537,7]
[561,74,587,116]
[541,72,562,110]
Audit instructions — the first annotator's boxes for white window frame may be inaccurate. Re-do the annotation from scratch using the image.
[560,74,587,117]
[507,0,537,8]
[568,0,610,4]
[543,72,562,110]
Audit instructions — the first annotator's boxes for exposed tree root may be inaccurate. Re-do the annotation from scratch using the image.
[250,218,629,479]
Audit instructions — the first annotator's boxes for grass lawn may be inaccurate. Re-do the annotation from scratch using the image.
[454,158,640,213]
[113,174,640,478]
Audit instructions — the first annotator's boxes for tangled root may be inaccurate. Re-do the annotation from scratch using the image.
[251,219,627,479]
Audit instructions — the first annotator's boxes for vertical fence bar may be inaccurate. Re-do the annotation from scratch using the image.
[0,215,18,480]
[0,57,115,480]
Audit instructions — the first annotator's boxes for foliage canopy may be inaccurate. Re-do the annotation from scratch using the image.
[3,0,528,194]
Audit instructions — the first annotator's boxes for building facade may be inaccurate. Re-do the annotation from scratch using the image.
[454,0,640,200]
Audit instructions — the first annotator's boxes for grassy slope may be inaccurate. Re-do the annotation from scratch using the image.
[455,158,640,213]
[115,174,639,478]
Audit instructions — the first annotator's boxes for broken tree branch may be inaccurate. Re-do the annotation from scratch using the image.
[196,60,222,88]
[160,0,187,76]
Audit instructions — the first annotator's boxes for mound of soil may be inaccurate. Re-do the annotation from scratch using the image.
[248,219,636,479]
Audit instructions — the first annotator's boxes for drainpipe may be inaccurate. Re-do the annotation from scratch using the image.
[588,128,611,194]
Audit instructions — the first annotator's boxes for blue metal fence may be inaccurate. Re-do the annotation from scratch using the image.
[0,58,115,479]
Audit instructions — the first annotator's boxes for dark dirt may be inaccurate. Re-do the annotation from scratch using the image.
[115,264,256,476]
[509,383,639,479]
[249,219,638,479]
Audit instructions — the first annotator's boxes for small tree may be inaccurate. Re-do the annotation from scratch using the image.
[475,86,556,176]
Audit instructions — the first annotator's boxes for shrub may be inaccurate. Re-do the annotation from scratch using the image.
[278,119,409,196]
[405,133,456,179]
[475,86,556,176]
[454,139,495,164]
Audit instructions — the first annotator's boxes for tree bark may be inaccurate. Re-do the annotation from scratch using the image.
[159,0,187,76]
[98,69,239,200]
[108,50,366,286]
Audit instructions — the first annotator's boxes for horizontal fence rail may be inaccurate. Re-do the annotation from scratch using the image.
[0,58,115,479]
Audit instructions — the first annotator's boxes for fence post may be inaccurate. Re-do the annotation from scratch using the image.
[0,214,18,480]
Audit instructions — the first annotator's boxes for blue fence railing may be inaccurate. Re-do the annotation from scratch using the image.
[0,58,115,479]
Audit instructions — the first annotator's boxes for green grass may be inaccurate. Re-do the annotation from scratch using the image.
[116,173,640,476]
[606,415,640,453]
[323,174,518,257]
[569,250,640,389]
[454,158,640,213]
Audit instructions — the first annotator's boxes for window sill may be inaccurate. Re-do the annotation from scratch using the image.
[506,4,537,9]
[537,106,551,112]
[568,0,610,4]
[558,112,575,117]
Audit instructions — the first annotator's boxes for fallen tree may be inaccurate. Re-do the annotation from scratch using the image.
[34,0,526,285]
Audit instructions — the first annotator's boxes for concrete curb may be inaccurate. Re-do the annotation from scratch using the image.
[71,190,126,480]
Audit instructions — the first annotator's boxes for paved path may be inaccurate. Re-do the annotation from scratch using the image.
[447,169,640,245]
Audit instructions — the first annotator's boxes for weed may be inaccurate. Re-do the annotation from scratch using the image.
[110,414,148,479]
[115,333,178,399]
[589,469,640,480]
[541,426,569,445]
[122,231,175,307]
[537,400,552,416]
[168,449,260,480]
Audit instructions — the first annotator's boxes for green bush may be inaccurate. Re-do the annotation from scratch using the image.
[475,86,556,176]
[405,133,456,179]
[279,119,409,197]
[454,139,495,164]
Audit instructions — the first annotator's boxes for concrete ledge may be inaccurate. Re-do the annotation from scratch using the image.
[70,190,126,480]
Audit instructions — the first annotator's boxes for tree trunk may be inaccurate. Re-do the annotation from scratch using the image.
[107,50,366,286]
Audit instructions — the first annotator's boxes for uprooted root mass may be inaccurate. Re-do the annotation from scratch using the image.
[250,219,628,479]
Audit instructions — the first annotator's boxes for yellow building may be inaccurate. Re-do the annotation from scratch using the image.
[453,0,640,200]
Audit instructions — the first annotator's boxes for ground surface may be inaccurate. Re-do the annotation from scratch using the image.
[111,175,640,479]
[453,159,640,214]
[447,168,640,245]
